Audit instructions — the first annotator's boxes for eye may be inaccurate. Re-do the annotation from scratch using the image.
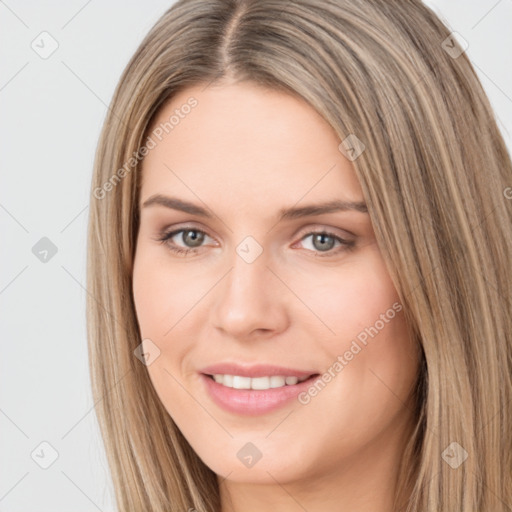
[155,226,355,258]
[156,227,213,256]
[296,230,355,257]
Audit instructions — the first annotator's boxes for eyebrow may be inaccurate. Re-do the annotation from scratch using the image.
[142,194,368,220]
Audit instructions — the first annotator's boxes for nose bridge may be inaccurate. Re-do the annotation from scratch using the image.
[211,235,286,337]
[224,237,270,303]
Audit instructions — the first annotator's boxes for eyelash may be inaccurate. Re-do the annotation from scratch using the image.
[155,226,355,258]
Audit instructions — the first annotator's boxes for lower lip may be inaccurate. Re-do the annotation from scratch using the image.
[200,373,318,416]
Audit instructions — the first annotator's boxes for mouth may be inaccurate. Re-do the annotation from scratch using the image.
[202,373,319,390]
[199,371,321,415]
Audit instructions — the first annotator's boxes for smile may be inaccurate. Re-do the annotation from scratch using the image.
[200,370,320,415]
[207,374,312,390]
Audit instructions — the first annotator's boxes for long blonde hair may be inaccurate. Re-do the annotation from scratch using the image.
[86,1,512,510]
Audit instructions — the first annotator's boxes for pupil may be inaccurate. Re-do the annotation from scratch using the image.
[184,230,204,247]
[314,233,334,251]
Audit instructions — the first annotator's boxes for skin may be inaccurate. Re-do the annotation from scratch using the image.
[132,80,421,512]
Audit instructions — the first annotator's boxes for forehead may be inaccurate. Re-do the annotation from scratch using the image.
[140,82,364,212]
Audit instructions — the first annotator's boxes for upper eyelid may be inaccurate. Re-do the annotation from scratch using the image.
[164,226,215,241]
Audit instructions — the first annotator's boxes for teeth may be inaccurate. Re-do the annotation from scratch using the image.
[269,376,286,388]
[212,374,310,390]
[232,376,251,389]
[252,376,271,390]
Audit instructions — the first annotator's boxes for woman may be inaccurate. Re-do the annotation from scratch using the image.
[86,1,512,510]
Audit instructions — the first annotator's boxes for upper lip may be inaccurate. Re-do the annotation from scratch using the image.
[200,363,318,379]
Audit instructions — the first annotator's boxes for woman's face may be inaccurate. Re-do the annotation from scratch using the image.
[132,81,420,489]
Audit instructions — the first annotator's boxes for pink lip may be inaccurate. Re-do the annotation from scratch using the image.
[199,363,316,379]
[198,363,319,416]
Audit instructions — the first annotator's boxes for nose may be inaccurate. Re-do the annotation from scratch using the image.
[211,245,289,340]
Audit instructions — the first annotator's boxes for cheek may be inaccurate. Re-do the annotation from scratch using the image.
[132,247,201,422]
[291,247,418,403]
[132,243,216,394]
[132,244,199,340]
[292,247,402,344]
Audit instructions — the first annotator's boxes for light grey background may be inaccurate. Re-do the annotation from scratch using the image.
[1,1,511,510]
